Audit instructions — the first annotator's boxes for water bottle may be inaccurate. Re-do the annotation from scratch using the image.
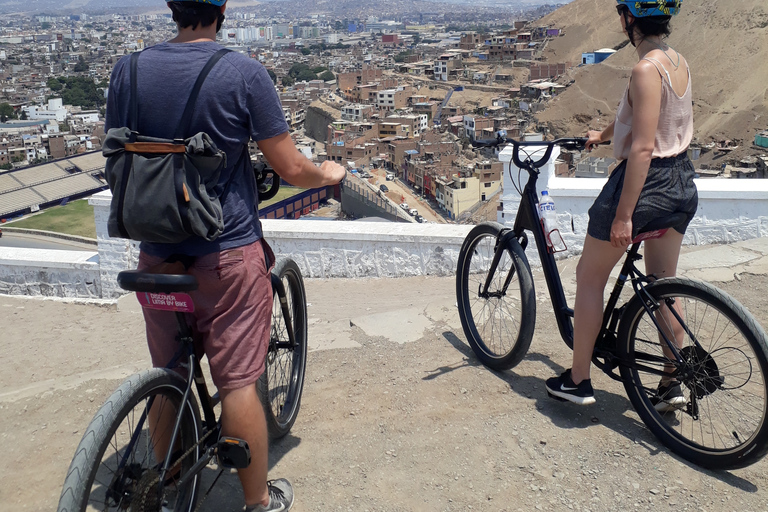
[539,190,557,248]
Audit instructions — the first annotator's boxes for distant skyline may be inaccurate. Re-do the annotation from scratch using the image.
[0,0,572,15]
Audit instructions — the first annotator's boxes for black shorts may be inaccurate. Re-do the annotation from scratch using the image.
[587,153,698,242]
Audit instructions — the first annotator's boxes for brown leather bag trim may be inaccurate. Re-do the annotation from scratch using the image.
[125,142,186,154]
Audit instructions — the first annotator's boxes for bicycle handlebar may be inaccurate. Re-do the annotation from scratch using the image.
[472,136,593,171]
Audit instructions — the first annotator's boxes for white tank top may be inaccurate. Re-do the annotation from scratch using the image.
[613,57,693,160]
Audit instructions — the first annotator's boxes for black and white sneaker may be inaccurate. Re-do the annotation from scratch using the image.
[245,479,294,512]
[650,381,686,412]
[545,369,596,405]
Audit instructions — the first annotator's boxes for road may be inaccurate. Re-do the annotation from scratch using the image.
[0,231,96,251]
[369,168,448,223]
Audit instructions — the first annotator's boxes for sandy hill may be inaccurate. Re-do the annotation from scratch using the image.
[534,0,768,162]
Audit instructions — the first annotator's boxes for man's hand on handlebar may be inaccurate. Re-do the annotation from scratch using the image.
[320,160,347,186]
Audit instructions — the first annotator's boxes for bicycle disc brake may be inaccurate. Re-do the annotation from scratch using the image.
[680,345,725,398]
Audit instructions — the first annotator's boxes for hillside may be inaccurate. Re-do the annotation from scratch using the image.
[534,0,768,163]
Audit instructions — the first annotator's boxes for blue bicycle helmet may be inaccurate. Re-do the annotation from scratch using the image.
[616,0,681,17]
[166,0,227,6]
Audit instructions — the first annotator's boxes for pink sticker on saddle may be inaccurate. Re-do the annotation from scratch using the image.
[632,228,668,243]
[137,292,195,313]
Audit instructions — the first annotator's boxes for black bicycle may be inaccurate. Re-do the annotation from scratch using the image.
[57,166,307,512]
[456,134,768,469]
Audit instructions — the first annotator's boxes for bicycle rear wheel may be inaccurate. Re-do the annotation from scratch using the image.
[618,278,768,469]
[258,258,308,439]
[57,369,201,512]
[456,222,536,371]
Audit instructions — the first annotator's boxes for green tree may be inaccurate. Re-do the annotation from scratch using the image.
[74,55,88,73]
[288,63,310,77]
[41,22,51,30]
[48,77,63,92]
[20,110,28,120]
[319,70,335,82]
[267,69,277,84]
[312,66,327,74]
[0,103,15,122]
[281,75,295,87]
[300,47,311,55]
[296,69,317,82]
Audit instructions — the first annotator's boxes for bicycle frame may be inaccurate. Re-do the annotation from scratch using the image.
[493,141,698,383]
[113,272,298,500]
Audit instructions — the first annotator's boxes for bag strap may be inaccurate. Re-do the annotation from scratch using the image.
[128,51,141,132]
[174,49,231,140]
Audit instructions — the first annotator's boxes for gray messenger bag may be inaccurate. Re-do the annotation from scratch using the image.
[103,48,239,244]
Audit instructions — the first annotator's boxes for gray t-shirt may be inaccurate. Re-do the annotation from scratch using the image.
[105,41,289,257]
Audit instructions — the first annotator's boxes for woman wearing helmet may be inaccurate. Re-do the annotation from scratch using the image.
[546,0,698,407]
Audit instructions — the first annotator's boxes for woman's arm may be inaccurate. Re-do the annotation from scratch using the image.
[611,61,663,247]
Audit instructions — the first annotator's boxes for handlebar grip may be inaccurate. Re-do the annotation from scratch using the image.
[253,162,280,201]
[471,138,500,148]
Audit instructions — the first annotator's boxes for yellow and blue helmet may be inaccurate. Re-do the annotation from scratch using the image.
[616,0,681,17]
[166,0,227,6]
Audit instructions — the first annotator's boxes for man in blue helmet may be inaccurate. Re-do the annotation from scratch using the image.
[105,1,345,510]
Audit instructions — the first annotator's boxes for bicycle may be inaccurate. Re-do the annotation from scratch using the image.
[57,165,308,512]
[455,133,768,469]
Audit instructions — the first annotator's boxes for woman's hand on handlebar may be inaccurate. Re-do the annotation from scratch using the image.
[320,160,347,185]
[585,130,605,152]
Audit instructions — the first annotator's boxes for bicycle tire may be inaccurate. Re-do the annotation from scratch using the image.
[456,222,536,371]
[618,278,768,469]
[258,258,308,439]
[57,369,201,512]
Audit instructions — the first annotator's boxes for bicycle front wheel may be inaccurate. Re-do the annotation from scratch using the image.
[456,222,535,371]
[258,258,308,439]
[618,278,768,469]
[57,369,201,512]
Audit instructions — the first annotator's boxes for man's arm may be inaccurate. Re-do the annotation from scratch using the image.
[257,132,345,188]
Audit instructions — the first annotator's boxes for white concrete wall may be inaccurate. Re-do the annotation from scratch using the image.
[2,169,767,302]
[88,191,472,299]
[0,247,100,297]
[498,146,768,264]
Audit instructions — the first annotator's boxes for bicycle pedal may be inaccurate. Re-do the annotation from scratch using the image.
[546,391,568,402]
[217,437,251,469]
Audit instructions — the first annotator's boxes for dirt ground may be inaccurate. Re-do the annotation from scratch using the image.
[2,259,768,511]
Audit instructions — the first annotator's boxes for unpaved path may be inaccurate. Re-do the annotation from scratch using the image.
[2,253,768,511]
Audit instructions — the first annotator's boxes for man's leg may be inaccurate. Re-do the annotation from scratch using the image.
[220,385,270,507]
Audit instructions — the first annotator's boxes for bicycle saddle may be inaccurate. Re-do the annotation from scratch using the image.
[117,270,198,293]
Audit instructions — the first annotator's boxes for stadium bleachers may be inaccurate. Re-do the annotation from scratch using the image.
[0,151,108,218]
[0,188,47,217]
[69,152,107,172]
[11,163,69,186]
[0,173,23,194]
[34,173,104,203]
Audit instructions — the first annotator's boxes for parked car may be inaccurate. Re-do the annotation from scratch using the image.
[408,208,418,216]
[415,214,424,223]
[380,184,389,193]
[399,202,409,210]
[386,173,395,181]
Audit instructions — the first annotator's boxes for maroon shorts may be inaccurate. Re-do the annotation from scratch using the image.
[137,239,274,391]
